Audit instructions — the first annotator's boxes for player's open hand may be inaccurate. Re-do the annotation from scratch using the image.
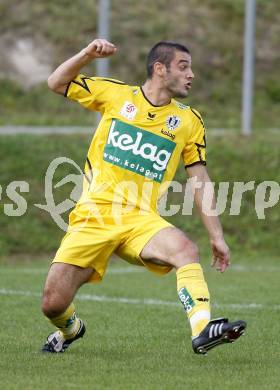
[210,238,230,273]
[84,39,117,59]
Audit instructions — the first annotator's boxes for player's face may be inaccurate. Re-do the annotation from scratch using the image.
[164,51,194,98]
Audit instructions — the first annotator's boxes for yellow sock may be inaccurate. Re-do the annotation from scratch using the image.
[177,263,210,337]
[48,303,80,340]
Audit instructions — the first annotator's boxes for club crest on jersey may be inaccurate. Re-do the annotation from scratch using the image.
[166,115,181,131]
[120,101,138,120]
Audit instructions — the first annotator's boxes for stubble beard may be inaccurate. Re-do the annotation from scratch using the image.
[174,90,189,99]
[166,79,189,99]
[171,87,189,99]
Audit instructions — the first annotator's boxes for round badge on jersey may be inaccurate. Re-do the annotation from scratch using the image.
[166,115,181,131]
[120,101,138,120]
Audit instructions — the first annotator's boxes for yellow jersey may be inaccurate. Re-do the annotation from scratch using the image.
[65,74,206,213]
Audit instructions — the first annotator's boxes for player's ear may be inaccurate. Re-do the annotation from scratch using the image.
[153,62,166,77]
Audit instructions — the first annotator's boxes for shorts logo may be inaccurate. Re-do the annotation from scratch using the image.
[166,115,181,131]
[120,101,138,120]
[103,119,176,183]
[178,287,195,313]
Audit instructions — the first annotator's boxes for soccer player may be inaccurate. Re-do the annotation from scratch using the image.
[41,39,246,355]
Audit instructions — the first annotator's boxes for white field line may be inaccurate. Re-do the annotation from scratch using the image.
[0,264,279,275]
[0,288,279,311]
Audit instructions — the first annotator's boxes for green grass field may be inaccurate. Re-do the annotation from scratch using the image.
[0,255,280,390]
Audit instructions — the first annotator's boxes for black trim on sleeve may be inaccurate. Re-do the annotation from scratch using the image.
[83,157,94,185]
[83,171,91,184]
[191,108,206,163]
[64,81,71,97]
[195,134,207,161]
[99,78,126,85]
[64,76,125,98]
[184,108,206,167]
[190,107,204,127]
[190,108,207,138]
[71,76,93,93]
[185,161,206,168]
[86,157,93,182]
[190,107,202,121]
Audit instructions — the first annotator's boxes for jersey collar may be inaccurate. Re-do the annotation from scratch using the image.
[140,87,172,108]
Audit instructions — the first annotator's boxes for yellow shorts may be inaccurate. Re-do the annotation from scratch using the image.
[52,203,174,282]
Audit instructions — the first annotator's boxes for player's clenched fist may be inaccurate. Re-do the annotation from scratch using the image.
[84,39,117,59]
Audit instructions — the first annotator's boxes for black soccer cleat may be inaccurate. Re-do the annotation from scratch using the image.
[42,319,86,353]
[192,317,247,355]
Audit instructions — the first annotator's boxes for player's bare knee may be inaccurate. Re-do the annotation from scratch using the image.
[185,240,199,261]
[41,300,66,319]
[178,236,199,259]
[41,290,67,318]
[169,238,199,267]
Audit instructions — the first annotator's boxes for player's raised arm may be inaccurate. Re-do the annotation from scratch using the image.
[47,39,117,95]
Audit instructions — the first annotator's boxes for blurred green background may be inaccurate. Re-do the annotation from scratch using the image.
[0,0,280,128]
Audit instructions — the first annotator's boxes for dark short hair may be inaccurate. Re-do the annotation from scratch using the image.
[146,41,190,78]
